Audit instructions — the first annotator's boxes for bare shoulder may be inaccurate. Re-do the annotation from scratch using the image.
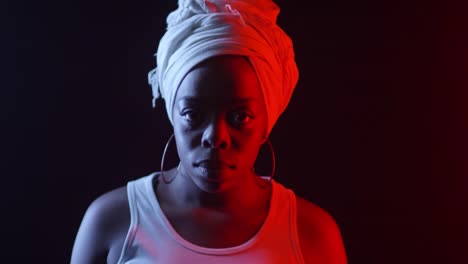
[71,186,130,264]
[296,196,348,264]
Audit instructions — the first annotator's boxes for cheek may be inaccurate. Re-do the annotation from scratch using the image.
[173,125,189,157]
[234,131,263,161]
[174,126,201,160]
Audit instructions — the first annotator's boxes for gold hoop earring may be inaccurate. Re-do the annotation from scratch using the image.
[160,133,178,184]
[255,138,276,188]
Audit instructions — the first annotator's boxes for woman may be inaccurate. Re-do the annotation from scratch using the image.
[71,0,347,263]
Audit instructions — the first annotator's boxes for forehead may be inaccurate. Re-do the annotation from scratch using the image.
[175,56,263,104]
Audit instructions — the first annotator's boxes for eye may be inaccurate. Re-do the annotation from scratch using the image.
[231,111,252,126]
[181,110,201,123]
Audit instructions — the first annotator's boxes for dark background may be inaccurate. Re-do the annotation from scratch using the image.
[2,0,467,263]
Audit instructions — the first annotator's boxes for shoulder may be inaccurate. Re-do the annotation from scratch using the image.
[296,196,348,264]
[71,186,130,264]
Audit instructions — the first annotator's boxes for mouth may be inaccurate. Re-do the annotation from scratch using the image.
[195,160,234,169]
[194,159,236,173]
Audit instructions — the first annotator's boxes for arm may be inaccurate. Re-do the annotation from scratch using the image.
[296,197,348,264]
[71,187,128,264]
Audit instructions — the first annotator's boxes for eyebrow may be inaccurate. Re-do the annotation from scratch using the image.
[178,96,259,104]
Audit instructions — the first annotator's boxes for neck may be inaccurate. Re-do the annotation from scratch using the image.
[162,167,271,214]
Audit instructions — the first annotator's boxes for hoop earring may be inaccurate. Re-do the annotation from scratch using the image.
[160,133,178,184]
[255,138,276,188]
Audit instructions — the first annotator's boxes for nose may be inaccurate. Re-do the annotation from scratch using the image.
[201,115,229,149]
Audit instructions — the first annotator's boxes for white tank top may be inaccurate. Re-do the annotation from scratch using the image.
[117,172,305,263]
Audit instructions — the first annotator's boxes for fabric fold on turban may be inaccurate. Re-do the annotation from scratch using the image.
[148,0,299,137]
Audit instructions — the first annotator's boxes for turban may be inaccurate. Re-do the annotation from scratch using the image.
[148,0,299,137]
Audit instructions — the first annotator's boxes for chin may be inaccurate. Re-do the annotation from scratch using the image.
[192,172,234,193]
[193,179,228,194]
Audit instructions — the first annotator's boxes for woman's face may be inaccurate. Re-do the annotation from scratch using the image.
[172,55,267,193]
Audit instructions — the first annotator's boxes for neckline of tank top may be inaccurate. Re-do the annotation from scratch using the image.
[144,171,279,255]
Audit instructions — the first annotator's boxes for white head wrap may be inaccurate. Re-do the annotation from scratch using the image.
[148,0,298,137]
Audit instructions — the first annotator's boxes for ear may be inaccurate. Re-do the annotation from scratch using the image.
[261,131,269,144]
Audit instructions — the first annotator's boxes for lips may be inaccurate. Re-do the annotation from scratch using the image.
[195,160,235,170]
